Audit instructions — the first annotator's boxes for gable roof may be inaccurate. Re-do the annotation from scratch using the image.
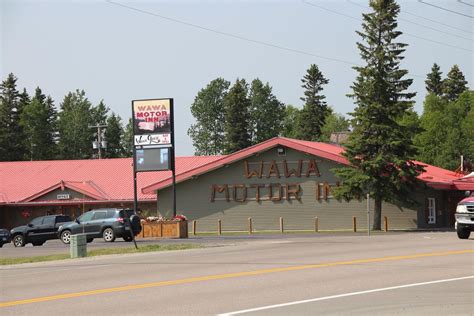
[0,156,221,205]
[142,137,474,193]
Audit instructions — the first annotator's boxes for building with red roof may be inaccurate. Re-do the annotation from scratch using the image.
[1,137,472,230]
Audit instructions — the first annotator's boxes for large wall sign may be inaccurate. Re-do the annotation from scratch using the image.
[132,99,172,147]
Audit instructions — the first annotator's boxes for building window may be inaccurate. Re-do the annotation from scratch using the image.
[427,197,436,224]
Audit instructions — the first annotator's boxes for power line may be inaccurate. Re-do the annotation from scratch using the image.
[105,0,357,66]
[303,0,473,53]
[418,0,474,19]
[346,0,473,42]
[106,0,425,79]
[400,9,473,35]
[458,0,474,7]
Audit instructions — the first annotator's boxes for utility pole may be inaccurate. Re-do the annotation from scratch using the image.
[89,124,107,159]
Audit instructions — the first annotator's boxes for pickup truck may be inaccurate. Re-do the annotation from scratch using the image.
[455,192,474,239]
[10,214,73,247]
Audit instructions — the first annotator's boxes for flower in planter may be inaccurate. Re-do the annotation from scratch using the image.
[173,214,187,222]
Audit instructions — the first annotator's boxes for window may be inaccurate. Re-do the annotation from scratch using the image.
[77,211,94,222]
[92,211,108,220]
[427,198,436,224]
[29,217,43,226]
[42,216,55,226]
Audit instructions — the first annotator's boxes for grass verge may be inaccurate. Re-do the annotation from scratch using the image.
[0,244,200,266]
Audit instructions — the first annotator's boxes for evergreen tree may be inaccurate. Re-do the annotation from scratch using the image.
[442,65,468,102]
[319,110,350,142]
[281,105,301,139]
[0,73,27,161]
[333,0,423,230]
[122,118,134,157]
[91,100,109,125]
[188,78,230,155]
[425,63,443,96]
[223,79,251,154]
[57,90,94,159]
[297,64,330,141]
[20,87,57,160]
[249,79,285,144]
[104,113,125,158]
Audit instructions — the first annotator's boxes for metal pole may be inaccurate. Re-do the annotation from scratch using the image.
[367,193,370,236]
[170,99,177,218]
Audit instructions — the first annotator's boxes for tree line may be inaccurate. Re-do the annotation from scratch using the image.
[0,75,133,161]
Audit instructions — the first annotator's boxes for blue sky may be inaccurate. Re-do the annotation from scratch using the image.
[1,0,472,155]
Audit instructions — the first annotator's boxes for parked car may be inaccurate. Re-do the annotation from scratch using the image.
[0,229,12,247]
[10,215,73,247]
[58,208,142,244]
[455,191,474,239]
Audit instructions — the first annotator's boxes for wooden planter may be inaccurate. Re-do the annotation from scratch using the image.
[137,220,188,239]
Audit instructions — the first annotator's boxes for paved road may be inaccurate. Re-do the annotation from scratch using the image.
[1,232,473,315]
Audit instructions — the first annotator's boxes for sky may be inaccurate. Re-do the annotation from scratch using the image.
[1,0,472,156]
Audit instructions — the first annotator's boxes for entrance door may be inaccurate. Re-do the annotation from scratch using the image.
[427,198,436,224]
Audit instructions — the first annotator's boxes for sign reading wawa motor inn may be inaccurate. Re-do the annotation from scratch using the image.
[132,99,172,147]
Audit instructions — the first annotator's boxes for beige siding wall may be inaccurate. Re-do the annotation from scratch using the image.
[157,147,437,231]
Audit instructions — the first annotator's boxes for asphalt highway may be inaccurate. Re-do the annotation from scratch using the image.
[1,232,473,315]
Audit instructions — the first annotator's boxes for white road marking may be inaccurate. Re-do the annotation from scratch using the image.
[218,275,474,315]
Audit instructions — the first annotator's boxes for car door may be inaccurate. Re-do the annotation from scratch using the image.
[89,211,108,235]
[39,216,57,241]
[26,217,44,242]
[73,211,94,235]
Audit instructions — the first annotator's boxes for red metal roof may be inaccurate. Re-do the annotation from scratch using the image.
[141,137,474,193]
[0,156,221,205]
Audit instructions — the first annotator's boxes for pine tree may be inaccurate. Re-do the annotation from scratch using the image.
[104,113,125,158]
[20,87,58,160]
[91,100,109,125]
[122,118,134,157]
[297,64,330,141]
[57,90,94,159]
[281,105,301,139]
[0,73,27,161]
[249,79,285,144]
[333,0,423,230]
[442,65,468,102]
[188,78,230,155]
[223,79,251,154]
[425,63,443,96]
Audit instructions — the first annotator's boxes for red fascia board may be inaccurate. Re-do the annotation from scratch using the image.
[9,198,156,207]
[20,182,105,203]
[142,137,349,194]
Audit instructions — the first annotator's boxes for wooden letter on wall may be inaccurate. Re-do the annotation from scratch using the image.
[250,184,265,202]
[244,161,263,178]
[210,184,229,202]
[284,160,302,178]
[233,184,247,202]
[286,183,302,201]
[267,160,281,178]
[305,159,321,177]
[268,183,282,201]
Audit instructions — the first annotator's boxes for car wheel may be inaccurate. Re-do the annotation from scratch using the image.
[13,235,25,247]
[457,227,471,239]
[86,238,94,243]
[103,228,115,242]
[60,230,72,244]
[123,236,133,242]
[32,242,44,246]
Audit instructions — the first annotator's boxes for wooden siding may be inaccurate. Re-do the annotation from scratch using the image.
[156,147,443,231]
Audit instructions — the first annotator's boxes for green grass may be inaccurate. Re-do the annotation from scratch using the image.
[0,244,200,266]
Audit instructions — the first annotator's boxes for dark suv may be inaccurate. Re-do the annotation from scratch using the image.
[10,215,72,247]
[58,208,142,244]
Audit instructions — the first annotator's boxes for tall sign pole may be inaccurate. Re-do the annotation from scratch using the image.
[132,98,175,223]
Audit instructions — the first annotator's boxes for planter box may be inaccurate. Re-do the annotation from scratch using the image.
[137,221,188,239]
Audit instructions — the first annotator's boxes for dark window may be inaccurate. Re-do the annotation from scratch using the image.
[92,211,108,220]
[77,211,94,222]
[29,217,43,226]
[43,217,55,226]
[57,216,72,223]
[107,210,118,218]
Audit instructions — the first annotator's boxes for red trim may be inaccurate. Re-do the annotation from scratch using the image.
[20,181,106,202]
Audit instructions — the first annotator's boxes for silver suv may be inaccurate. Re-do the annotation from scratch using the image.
[455,192,474,239]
